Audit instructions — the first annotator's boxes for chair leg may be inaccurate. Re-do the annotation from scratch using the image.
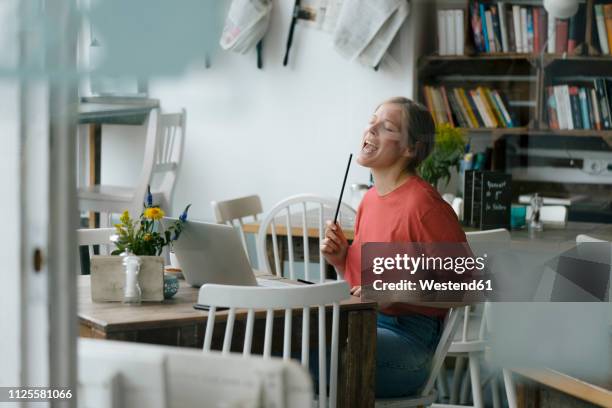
[491,373,501,408]
[502,369,518,408]
[459,369,471,404]
[436,360,449,402]
[468,352,484,408]
[450,355,465,404]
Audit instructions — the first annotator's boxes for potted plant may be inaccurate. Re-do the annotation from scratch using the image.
[418,124,466,190]
[90,187,191,302]
[110,204,190,257]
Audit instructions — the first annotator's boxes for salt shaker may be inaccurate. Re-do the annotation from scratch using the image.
[123,253,142,304]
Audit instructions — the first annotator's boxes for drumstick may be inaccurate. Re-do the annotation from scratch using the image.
[333,154,353,225]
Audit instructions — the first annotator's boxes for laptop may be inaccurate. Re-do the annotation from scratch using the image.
[163,218,290,288]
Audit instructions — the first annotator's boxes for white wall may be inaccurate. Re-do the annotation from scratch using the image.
[102,1,420,221]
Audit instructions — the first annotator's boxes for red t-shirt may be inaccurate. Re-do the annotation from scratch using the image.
[344,175,467,318]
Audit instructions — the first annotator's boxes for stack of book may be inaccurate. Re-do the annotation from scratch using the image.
[546,80,612,130]
[438,9,465,55]
[594,4,612,55]
[423,85,516,129]
[469,1,586,54]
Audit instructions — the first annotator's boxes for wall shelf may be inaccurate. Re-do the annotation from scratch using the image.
[417,0,612,147]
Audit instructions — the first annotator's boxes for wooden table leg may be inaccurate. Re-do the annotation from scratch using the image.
[516,380,540,408]
[338,309,377,408]
[88,123,101,228]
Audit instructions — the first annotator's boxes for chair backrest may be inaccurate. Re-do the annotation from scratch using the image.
[198,280,349,408]
[419,308,461,397]
[79,338,313,408]
[151,109,186,213]
[211,194,263,263]
[77,228,116,275]
[459,228,512,343]
[576,234,607,243]
[256,194,356,281]
[130,108,161,217]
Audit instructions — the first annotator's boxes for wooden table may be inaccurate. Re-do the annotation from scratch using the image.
[78,97,159,227]
[78,275,377,408]
[242,207,356,240]
[245,215,612,246]
[512,368,612,408]
[245,216,612,276]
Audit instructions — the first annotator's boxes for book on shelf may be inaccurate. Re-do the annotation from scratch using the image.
[423,85,516,129]
[526,7,535,53]
[468,1,586,55]
[490,5,504,52]
[512,5,523,52]
[547,79,612,130]
[470,2,486,52]
[567,4,586,54]
[547,9,556,53]
[594,4,610,54]
[593,3,612,55]
[555,18,569,54]
[438,9,465,56]
[498,2,510,52]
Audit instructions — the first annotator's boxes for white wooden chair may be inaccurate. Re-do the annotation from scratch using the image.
[375,308,461,407]
[77,227,116,275]
[198,280,350,408]
[256,194,356,281]
[211,194,263,265]
[149,109,187,214]
[78,109,186,223]
[435,229,511,408]
[78,109,159,222]
[576,234,607,244]
[79,338,314,408]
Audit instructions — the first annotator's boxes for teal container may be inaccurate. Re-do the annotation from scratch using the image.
[163,272,179,299]
[511,205,527,229]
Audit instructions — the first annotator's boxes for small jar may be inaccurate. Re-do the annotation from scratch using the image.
[122,253,142,305]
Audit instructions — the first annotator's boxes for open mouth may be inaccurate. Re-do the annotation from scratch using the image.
[362,140,378,154]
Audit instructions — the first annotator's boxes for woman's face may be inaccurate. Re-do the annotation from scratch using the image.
[357,103,412,169]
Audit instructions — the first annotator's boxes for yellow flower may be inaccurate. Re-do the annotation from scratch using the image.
[144,207,165,220]
[144,233,152,241]
[120,210,130,224]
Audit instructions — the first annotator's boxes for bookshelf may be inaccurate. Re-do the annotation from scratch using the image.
[418,0,612,150]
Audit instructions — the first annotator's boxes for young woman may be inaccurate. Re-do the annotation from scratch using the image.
[321,97,467,398]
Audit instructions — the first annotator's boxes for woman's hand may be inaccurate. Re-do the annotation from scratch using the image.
[320,221,349,271]
[350,286,361,296]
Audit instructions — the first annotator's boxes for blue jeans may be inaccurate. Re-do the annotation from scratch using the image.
[307,312,442,398]
[376,313,442,398]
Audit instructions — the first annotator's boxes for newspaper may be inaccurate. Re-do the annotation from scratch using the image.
[220,0,272,54]
[358,0,410,67]
[333,0,410,67]
[298,0,344,33]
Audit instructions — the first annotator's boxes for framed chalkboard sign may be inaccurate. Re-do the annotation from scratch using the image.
[464,171,512,230]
